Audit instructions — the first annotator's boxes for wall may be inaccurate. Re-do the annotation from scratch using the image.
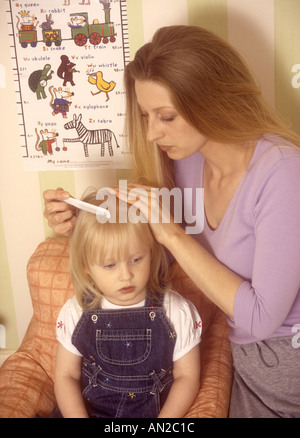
[1,0,299,348]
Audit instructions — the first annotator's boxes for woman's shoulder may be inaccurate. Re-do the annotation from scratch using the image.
[253,136,300,168]
[247,136,300,185]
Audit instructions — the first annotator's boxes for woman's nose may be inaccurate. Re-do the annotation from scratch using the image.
[146,119,163,143]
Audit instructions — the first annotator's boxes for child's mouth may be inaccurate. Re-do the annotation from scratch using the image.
[119,286,135,294]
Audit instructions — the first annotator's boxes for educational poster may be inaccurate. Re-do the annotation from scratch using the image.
[6,0,131,170]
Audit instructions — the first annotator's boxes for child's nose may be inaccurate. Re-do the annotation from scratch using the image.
[120,263,133,281]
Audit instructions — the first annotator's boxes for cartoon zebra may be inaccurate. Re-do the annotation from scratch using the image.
[63,114,119,157]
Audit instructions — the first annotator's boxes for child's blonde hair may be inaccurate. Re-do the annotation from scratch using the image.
[70,190,171,310]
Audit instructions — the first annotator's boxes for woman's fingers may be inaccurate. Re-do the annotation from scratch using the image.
[110,183,177,243]
[43,188,76,236]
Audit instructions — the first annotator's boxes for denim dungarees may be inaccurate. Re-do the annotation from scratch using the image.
[72,291,176,418]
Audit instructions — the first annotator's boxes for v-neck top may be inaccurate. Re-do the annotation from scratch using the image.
[174,136,300,344]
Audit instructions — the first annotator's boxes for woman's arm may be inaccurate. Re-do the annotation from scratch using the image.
[158,346,200,418]
[43,188,76,236]
[54,343,89,418]
[164,226,242,319]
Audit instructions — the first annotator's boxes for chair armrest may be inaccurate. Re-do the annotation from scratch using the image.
[185,310,233,418]
[0,352,56,418]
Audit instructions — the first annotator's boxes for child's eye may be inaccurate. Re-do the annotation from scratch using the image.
[130,256,142,264]
[103,263,116,269]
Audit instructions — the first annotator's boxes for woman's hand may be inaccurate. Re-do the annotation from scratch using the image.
[113,183,182,245]
[43,188,77,237]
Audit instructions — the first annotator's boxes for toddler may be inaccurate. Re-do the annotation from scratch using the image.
[52,191,201,418]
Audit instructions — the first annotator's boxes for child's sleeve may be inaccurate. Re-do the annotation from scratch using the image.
[166,291,202,361]
[56,296,83,356]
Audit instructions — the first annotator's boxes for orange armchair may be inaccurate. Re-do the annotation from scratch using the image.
[0,237,232,418]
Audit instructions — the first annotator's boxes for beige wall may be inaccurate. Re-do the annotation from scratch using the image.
[1,0,299,348]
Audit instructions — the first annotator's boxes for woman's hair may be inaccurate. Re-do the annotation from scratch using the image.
[125,25,300,188]
[70,190,171,310]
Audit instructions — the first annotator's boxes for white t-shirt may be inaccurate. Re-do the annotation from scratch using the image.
[56,290,202,362]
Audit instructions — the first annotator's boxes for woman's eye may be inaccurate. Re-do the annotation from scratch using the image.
[141,113,175,123]
[158,114,176,123]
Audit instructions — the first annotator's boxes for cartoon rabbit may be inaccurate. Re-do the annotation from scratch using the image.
[40,14,54,31]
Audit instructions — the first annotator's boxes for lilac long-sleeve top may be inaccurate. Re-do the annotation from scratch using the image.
[174,136,300,344]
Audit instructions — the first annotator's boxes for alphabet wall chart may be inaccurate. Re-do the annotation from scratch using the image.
[6,0,131,170]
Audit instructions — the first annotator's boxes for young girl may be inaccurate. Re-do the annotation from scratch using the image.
[53,191,201,418]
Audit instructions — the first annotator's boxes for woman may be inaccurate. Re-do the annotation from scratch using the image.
[44,25,300,417]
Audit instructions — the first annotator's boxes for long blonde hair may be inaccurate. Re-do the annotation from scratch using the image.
[70,191,171,310]
[125,25,300,188]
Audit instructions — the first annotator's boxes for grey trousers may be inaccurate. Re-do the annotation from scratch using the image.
[229,336,300,418]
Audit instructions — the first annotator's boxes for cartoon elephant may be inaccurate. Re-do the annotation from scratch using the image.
[28,64,54,99]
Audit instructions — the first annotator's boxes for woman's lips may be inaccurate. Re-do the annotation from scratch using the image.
[158,144,173,152]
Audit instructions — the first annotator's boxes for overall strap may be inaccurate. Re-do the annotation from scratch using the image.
[145,289,165,308]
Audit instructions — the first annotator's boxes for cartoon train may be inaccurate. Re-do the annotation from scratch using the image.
[19,27,62,48]
[43,29,62,47]
[69,11,116,46]
[19,29,62,48]
[18,28,37,48]
[18,8,116,48]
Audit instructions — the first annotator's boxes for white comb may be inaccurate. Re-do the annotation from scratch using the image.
[64,197,110,218]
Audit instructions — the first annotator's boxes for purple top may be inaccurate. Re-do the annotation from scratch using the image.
[174,136,300,344]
